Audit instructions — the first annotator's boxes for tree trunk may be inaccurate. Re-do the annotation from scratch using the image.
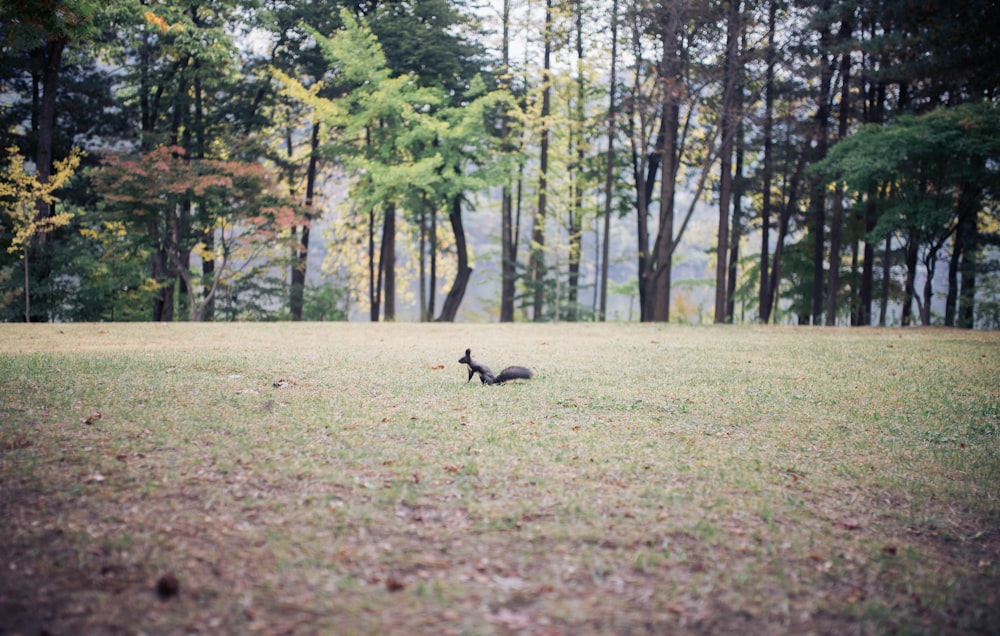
[599,0,619,322]
[369,205,379,321]
[767,152,808,324]
[30,37,65,249]
[565,0,586,321]
[957,195,978,330]
[879,234,891,326]
[901,229,918,326]
[381,202,396,321]
[825,14,852,326]
[714,0,741,323]
[646,1,684,322]
[810,0,833,324]
[291,122,320,320]
[859,195,876,325]
[759,0,777,324]
[726,106,745,322]
[437,195,472,322]
[25,36,67,321]
[948,181,980,328]
[499,0,516,322]
[530,0,553,321]
[429,203,438,320]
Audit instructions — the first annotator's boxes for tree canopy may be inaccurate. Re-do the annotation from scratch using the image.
[0,0,997,326]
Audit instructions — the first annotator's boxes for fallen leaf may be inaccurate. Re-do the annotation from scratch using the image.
[429,364,444,370]
[385,576,405,592]
[837,520,862,530]
[81,412,102,425]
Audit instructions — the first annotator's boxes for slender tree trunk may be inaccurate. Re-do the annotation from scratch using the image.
[22,246,30,323]
[647,1,685,322]
[859,195,876,325]
[291,122,320,320]
[500,0,516,322]
[901,229,918,326]
[369,205,379,321]
[599,0,619,322]
[759,0,777,323]
[767,152,808,324]
[566,0,586,321]
[629,16,653,322]
[381,202,396,321]
[810,0,834,324]
[419,203,427,321]
[530,0,553,321]
[921,250,937,326]
[437,195,472,322]
[948,181,980,328]
[429,203,438,319]
[726,108,745,322]
[957,205,978,330]
[825,14,852,326]
[879,234,891,326]
[858,22,885,327]
[714,0,741,323]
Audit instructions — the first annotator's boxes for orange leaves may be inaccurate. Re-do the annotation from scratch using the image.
[144,11,170,33]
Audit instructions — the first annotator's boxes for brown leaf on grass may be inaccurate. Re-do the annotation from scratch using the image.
[429,364,444,370]
[81,412,102,425]
[384,576,405,592]
[837,520,862,530]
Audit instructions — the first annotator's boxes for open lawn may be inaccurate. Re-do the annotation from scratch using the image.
[1,323,998,635]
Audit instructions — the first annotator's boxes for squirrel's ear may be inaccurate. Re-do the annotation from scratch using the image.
[465,348,471,356]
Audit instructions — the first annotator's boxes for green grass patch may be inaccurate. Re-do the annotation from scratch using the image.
[1,323,997,634]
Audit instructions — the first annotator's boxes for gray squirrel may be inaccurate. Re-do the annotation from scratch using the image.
[459,348,532,385]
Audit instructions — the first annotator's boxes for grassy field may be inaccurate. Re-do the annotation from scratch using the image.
[1,323,998,635]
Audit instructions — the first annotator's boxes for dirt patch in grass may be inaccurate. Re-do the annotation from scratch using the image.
[1,323,998,634]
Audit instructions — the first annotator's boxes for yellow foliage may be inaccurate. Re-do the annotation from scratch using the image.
[144,11,170,33]
[0,146,83,255]
[672,290,707,325]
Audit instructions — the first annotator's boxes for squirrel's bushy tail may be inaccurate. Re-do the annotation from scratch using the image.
[494,366,532,384]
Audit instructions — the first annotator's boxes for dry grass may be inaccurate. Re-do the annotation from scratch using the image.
[1,323,998,635]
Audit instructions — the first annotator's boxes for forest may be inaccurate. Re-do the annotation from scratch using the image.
[1,0,998,326]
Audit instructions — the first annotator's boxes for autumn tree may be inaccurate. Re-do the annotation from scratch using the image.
[0,146,82,321]
[92,146,303,321]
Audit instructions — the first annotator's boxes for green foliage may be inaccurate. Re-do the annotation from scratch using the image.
[816,102,1000,243]
[302,283,348,321]
[57,219,157,321]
